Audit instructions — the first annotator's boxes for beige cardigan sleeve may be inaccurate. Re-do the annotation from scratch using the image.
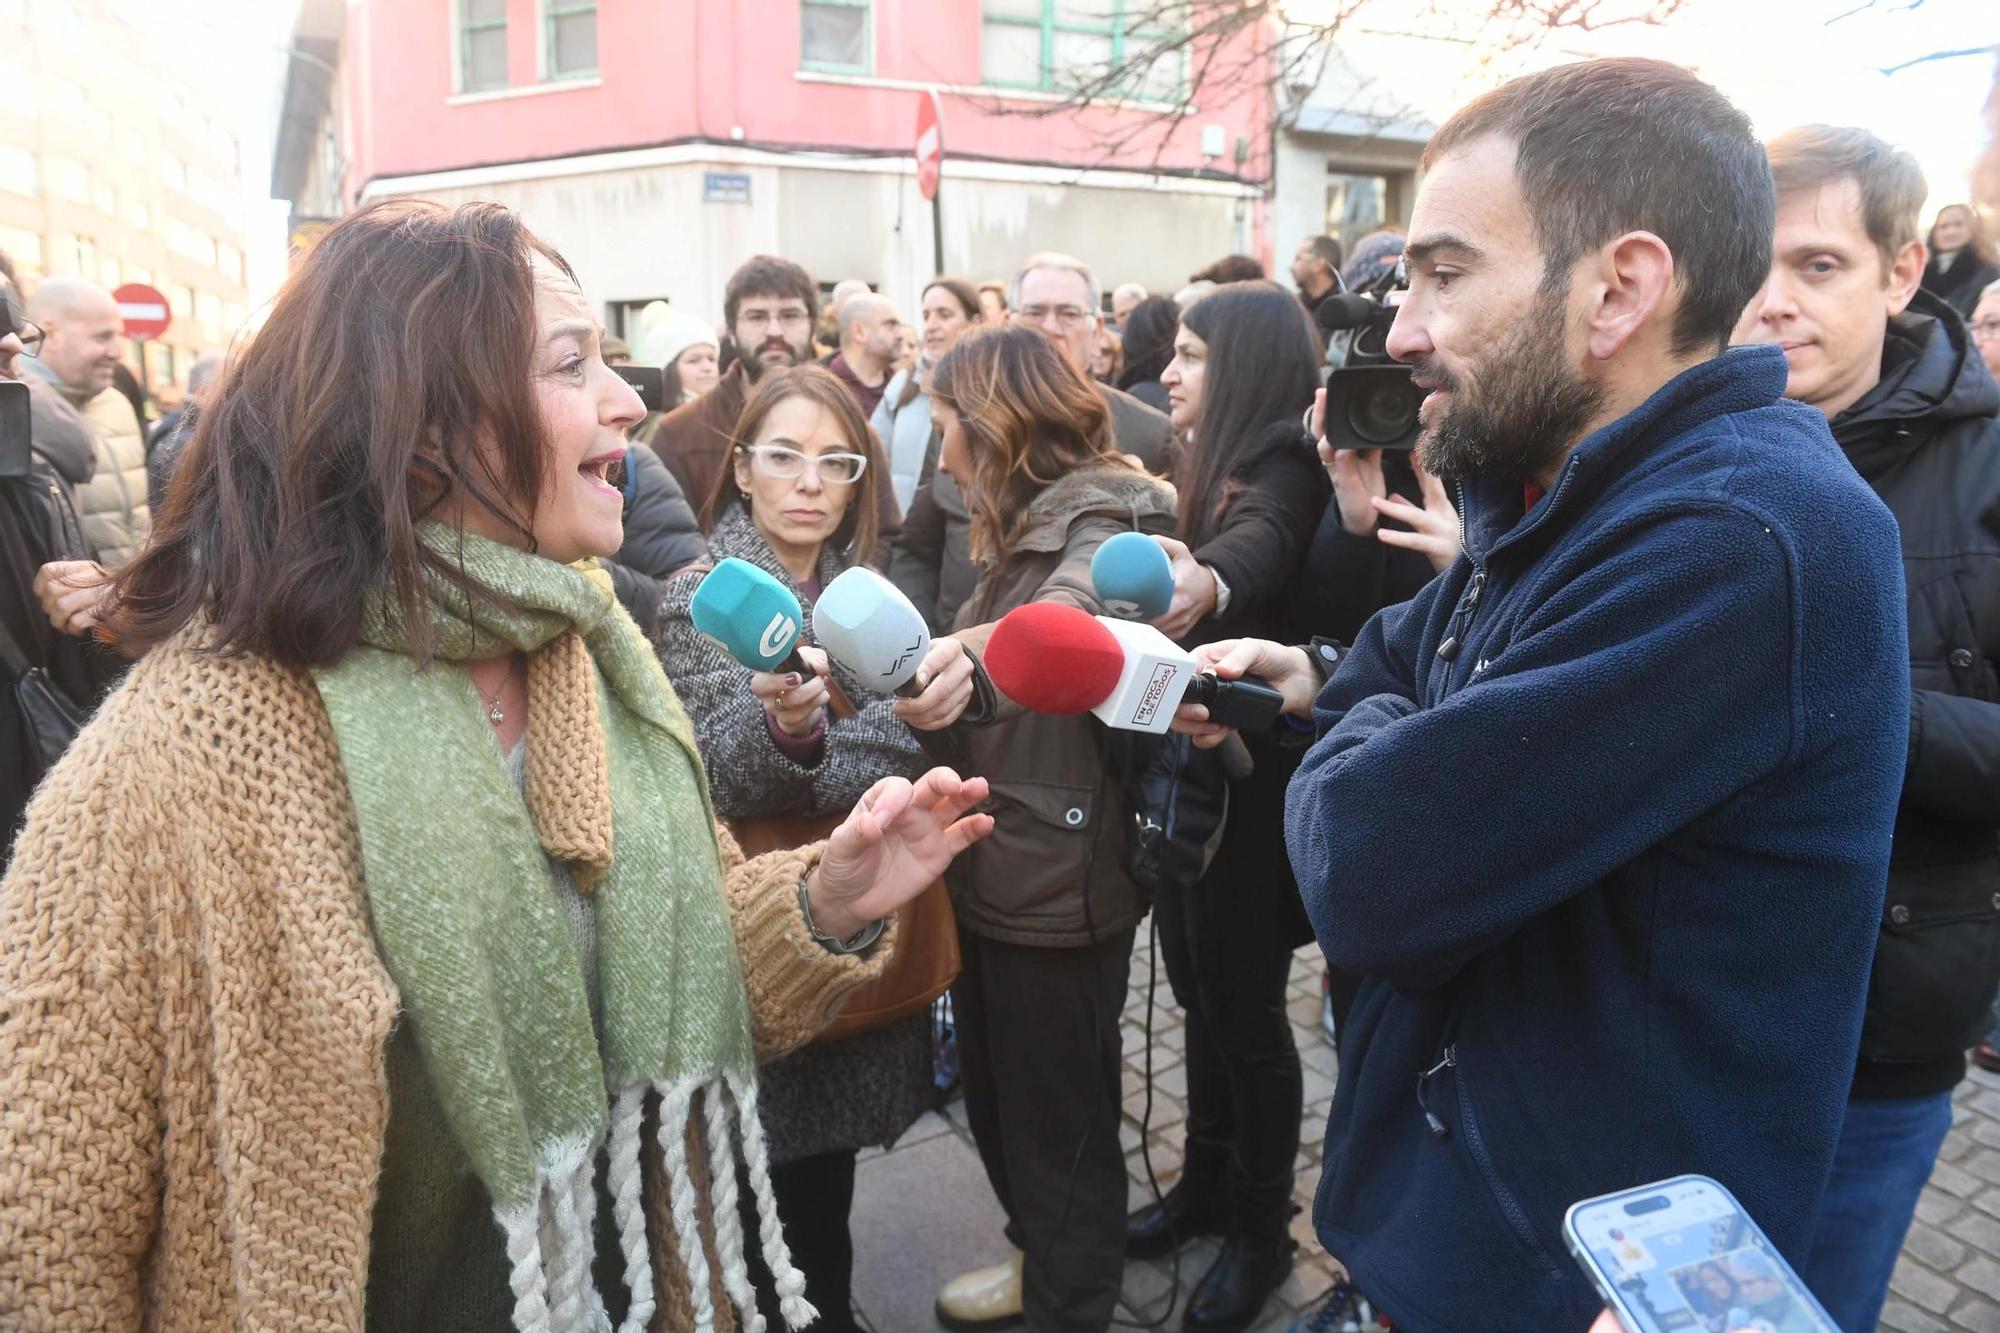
[716,824,898,1062]
[0,695,165,1330]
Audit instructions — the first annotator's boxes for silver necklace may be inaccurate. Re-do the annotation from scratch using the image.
[477,656,519,725]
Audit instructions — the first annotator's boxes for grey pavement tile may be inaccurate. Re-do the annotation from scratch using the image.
[1916,1188,1966,1229]
[1962,1149,2000,1188]
[1954,1255,2000,1302]
[1932,1159,1987,1199]
[1904,1219,1969,1273]
[1891,1255,1963,1314]
[1880,1297,1952,1333]
[1949,1298,2000,1333]
[849,1126,1013,1333]
[1948,1206,2000,1257]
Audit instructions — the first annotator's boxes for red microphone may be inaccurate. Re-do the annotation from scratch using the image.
[985,603,1125,714]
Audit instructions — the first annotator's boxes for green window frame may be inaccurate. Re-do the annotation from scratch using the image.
[458,0,508,94]
[544,0,598,81]
[981,1,1187,101]
[800,0,872,75]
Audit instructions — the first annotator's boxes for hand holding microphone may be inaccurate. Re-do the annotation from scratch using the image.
[689,558,814,677]
[1173,638,1320,749]
[748,645,830,738]
[804,566,977,731]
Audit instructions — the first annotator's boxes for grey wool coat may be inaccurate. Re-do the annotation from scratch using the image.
[654,501,934,1164]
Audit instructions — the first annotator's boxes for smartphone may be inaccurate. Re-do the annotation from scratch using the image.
[613,363,664,413]
[1,379,29,479]
[1564,1175,1837,1333]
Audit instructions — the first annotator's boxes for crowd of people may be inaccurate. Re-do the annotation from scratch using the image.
[3,51,2000,1333]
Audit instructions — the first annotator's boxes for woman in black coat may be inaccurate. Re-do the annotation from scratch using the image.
[1920,204,2000,319]
[1128,281,1329,1332]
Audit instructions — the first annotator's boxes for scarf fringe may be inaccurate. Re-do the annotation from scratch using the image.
[727,1069,819,1330]
[497,1074,813,1333]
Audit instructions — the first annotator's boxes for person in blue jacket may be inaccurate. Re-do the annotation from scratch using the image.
[1172,58,1910,1333]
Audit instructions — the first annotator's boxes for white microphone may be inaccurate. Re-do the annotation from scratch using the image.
[811,567,933,697]
[1086,617,1199,735]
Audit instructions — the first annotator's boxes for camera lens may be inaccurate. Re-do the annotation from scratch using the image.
[1348,379,1420,446]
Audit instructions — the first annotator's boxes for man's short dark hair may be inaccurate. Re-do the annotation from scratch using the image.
[1765,125,1926,275]
[1304,235,1343,272]
[723,255,817,330]
[1423,57,1773,357]
[1190,254,1264,285]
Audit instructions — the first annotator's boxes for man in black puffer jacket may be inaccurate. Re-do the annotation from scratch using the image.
[1738,125,2000,1333]
[601,443,706,637]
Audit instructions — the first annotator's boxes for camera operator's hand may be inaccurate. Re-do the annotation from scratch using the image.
[1316,388,1390,536]
[1148,535,1218,640]
[1369,454,1461,575]
[1170,638,1316,749]
[892,636,975,732]
[34,560,114,639]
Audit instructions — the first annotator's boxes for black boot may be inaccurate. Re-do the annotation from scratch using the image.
[1125,1153,1228,1259]
[1183,1228,1295,1333]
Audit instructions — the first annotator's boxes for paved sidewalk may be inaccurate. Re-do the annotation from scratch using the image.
[850,933,2000,1332]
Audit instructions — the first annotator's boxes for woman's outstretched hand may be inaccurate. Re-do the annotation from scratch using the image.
[806,766,994,940]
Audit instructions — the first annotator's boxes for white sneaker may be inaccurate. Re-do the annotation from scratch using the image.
[935,1251,1025,1330]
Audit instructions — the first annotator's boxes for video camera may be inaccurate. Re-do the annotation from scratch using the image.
[1312,260,1421,452]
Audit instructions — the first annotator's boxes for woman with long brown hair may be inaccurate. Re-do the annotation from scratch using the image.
[890,323,1178,1333]
[0,199,992,1333]
[655,364,924,1333]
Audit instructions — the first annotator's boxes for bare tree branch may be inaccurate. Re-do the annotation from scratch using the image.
[974,0,1692,183]
[1878,44,1998,76]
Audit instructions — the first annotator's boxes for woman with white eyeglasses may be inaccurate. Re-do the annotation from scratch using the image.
[655,363,950,1332]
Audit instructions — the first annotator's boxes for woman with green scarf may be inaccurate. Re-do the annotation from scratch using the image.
[0,200,992,1333]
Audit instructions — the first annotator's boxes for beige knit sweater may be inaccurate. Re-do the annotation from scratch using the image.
[0,631,892,1331]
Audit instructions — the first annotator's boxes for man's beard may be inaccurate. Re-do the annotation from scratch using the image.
[1414,296,1605,486]
[741,336,806,383]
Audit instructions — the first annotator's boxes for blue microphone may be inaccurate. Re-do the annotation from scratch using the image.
[689,558,812,675]
[1091,530,1174,621]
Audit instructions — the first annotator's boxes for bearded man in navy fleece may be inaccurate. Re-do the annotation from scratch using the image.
[1171,58,1908,1332]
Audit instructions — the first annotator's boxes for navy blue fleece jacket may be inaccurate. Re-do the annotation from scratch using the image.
[1285,345,1908,1332]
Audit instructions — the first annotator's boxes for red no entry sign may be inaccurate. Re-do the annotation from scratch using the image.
[113,282,172,339]
[916,90,943,202]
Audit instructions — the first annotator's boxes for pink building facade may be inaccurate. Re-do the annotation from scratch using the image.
[315,0,1273,333]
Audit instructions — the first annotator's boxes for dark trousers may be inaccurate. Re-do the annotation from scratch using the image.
[742,1148,862,1333]
[1153,747,1309,1237]
[954,924,1136,1333]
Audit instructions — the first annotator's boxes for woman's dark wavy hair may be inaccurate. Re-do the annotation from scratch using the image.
[109,199,570,667]
[1115,294,1179,392]
[929,323,1124,567]
[700,363,884,565]
[1176,281,1320,550]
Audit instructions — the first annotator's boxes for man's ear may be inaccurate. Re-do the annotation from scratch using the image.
[1582,231,1676,362]
[1884,239,1924,318]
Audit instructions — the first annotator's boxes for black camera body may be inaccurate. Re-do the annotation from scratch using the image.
[1316,263,1422,452]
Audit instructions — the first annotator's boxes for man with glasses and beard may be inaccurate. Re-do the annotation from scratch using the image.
[651,255,900,538]
[1169,59,1909,1331]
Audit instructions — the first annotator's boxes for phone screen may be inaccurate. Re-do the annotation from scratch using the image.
[1567,1177,1836,1333]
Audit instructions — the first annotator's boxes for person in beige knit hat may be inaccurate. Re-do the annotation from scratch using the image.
[0,199,992,1333]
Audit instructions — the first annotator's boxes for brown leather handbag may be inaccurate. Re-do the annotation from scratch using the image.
[724,678,960,1041]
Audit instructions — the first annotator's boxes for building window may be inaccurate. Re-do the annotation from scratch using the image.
[544,0,596,80]
[0,225,41,272]
[0,143,36,197]
[800,0,870,74]
[458,0,508,93]
[980,0,1186,101]
[49,155,90,203]
[1324,168,1407,257]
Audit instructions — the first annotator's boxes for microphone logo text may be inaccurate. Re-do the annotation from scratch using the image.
[759,613,799,660]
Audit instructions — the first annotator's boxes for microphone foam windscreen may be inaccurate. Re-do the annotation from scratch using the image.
[813,567,932,692]
[1090,531,1174,621]
[689,558,804,670]
[984,602,1125,714]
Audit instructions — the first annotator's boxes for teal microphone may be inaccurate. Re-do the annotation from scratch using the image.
[1090,530,1174,621]
[689,558,811,674]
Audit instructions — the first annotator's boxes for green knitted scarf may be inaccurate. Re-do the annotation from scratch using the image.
[312,525,811,1333]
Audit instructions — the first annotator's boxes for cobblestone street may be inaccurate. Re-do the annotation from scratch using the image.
[849,935,2000,1332]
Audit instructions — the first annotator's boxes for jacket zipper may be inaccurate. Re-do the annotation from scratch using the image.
[1426,1042,1563,1275]
[1434,458,1583,670]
